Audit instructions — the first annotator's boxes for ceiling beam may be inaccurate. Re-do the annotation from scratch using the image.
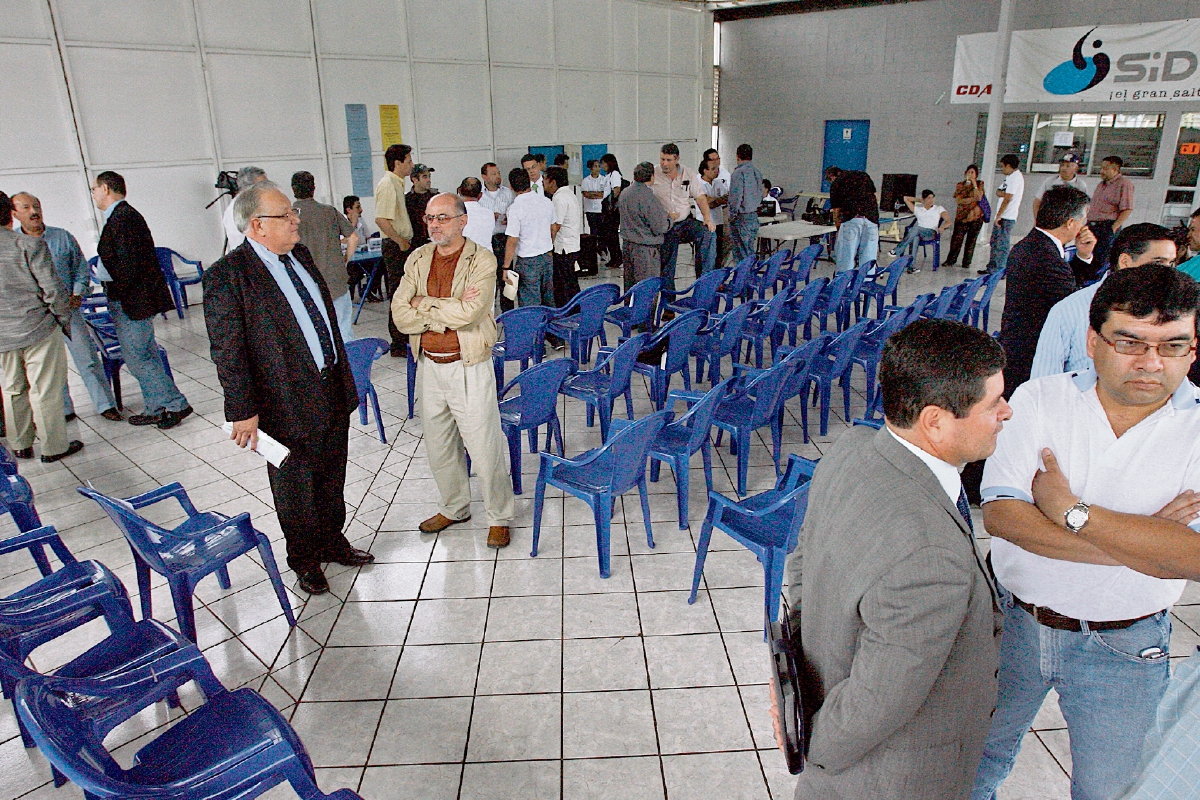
[711,0,926,23]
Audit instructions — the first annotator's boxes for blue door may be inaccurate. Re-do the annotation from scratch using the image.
[529,145,565,164]
[581,144,608,170]
[822,120,870,191]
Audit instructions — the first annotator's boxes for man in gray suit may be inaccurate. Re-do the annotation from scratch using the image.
[785,318,1009,799]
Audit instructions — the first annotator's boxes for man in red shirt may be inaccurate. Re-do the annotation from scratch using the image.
[1087,155,1135,271]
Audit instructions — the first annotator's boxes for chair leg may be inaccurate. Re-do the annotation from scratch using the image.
[772,408,784,475]
[701,440,714,495]
[528,426,538,454]
[135,554,153,621]
[171,581,198,642]
[737,429,750,497]
[820,381,832,437]
[598,400,611,442]
[585,399,595,428]
[358,398,369,425]
[257,536,297,627]
[673,457,689,529]
[764,549,786,635]
[507,430,523,495]
[650,454,662,483]
[216,565,232,590]
[531,474,547,557]
[623,388,635,420]
[842,375,853,422]
[371,388,387,444]
[689,505,717,603]
[638,477,655,548]
[552,415,565,456]
[594,494,613,578]
[800,383,811,444]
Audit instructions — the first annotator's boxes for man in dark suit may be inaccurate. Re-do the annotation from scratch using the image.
[91,171,192,428]
[996,185,1096,396]
[203,182,374,595]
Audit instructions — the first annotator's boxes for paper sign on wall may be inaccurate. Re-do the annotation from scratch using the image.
[1053,131,1075,147]
[345,104,374,197]
[379,105,402,148]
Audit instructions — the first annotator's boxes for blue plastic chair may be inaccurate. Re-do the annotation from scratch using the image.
[710,359,797,496]
[492,306,552,389]
[0,445,17,475]
[802,319,871,439]
[858,255,910,318]
[811,269,854,334]
[970,268,1006,331]
[850,309,911,409]
[16,668,363,800]
[605,277,662,338]
[747,249,788,301]
[838,266,870,329]
[498,357,577,495]
[691,302,755,385]
[80,299,174,411]
[923,284,964,320]
[716,256,759,311]
[777,243,821,293]
[777,277,828,346]
[688,454,818,632]
[77,483,296,643]
[738,286,793,368]
[344,337,389,443]
[628,309,707,410]
[1,471,42,539]
[854,389,885,430]
[663,268,728,318]
[916,226,942,270]
[546,283,620,364]
[532,411,671,578]
[155,247,204,319]
[560,333,648,442]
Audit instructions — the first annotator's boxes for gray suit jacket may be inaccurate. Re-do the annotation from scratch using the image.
[786,425,1002,800]
[0,227,67,352]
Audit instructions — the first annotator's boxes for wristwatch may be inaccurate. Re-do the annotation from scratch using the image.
[1063,501,1091,533]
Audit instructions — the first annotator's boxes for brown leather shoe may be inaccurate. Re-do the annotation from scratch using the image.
[487,526,510,549]
[419,513,471,533]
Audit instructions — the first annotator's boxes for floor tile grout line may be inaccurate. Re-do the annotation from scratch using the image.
[625,518,672,800]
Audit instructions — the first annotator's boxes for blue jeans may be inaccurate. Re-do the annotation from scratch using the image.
[332,291,355,343]
[660,217,716,293]
[986,218,1014,273]
[972,587,1171,800]
[893,225,935,256]
[729,212,759,264]
[62,307,116,415]
[834,216,879,272]
[515,253,554,309]
[109,301,188,413]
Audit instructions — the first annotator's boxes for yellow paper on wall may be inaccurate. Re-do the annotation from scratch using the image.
[379,105,402,148]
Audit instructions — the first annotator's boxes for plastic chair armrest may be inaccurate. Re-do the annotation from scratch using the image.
[0,580,123,625]
[124,483,199,517]
[0,526,76,564]
[667,389,705,408]
[161,512,254,544]
[607,418,633,435]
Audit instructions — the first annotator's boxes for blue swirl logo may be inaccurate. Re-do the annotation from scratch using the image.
[1043,28,1110,94]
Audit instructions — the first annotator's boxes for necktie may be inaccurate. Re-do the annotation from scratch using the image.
[957,485,1000,610]
[956,486,974,534]
[279,254,336,369]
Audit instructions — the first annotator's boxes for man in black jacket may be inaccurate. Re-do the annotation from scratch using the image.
[92,171,191,428]
[997,185,1096,396]
[203,182,374,595]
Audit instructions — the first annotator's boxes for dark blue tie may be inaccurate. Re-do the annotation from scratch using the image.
[956,486,974,534]
[279,254,335,368]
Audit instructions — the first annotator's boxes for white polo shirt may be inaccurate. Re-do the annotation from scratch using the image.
[505,191,555,258]
[461,199,495,249]
[480,184,515,235]
[982,370,1200,621]
[998,169,1025,222]
[581,174,609,214]
[552,186,582,255]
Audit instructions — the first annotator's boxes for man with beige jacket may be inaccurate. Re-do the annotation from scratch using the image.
[391,192,515,548]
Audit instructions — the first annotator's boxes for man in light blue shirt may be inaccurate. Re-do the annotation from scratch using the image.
[10,192,119,421]
[727,143,764,263]
[1031,223,1177,379]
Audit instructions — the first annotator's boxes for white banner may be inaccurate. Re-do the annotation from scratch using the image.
[952,19,1200,104]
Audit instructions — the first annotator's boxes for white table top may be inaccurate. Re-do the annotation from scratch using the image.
[794,191,830,200]
[756,220,836,241]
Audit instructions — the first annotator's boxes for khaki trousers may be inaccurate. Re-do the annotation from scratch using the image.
[418,355,515,526]
[0,328,69,457]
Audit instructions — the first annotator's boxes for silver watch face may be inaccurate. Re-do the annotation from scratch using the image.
[1066,507,1089,530]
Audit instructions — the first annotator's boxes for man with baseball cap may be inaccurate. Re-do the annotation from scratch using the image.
[406,163,436,250]
[1032,152,1089,219]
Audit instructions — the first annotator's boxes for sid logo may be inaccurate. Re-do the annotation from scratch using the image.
[1043,28,1110,94]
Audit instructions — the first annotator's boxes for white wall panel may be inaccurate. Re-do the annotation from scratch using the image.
[207,53,323,160]
[488,0,553,66]
[611,1,637,70]
[319,58,414,153]
[13,171,98,257]
[68,47,211,166]
[491,66,555,147]
[669,76,695,141]
[555,0,610,70]
[0,43,81,170]
[0,0,51,39]
[613,72,637,141]
[421,149,493,192]
[118,164,226,261]
[558,70,612,144]
[197,0,313,53]
[637,74,668,142]
[411,62,492,151]
[313,0,406,57]
[407,0,488,61]
[636,4,668,73]
[57,0,195,47]
[669,10,697,76]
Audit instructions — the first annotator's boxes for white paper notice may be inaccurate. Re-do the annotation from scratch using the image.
[1053,131,1075,147]
[221,422,290,468]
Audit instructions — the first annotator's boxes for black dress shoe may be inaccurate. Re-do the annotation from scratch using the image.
[297,568,330,595]
[65,412,77,422]
[100,408,124,422]
[41,440,84,463]
[12,447,34,459]
[157,405,193,430]
[328,547,375,567]
[129,410,164,426]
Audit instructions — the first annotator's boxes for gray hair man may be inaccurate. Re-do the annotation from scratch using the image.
[222,165,267,251]
[291,171,358,343]
[391,192,515,549]
[616,162,671,290]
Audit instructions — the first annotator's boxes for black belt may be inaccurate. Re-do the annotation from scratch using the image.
[1011,594,1158,632]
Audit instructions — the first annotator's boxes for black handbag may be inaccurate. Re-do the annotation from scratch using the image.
[768,597,823,774]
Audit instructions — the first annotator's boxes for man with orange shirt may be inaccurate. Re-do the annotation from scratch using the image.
[390,193,515,548]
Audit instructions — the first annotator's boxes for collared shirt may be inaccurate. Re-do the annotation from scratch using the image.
[551,186,582,254]
[372,171,414,239]
[1029,277,1104,379]
[702,167,731,225]
[1088,174,1134,222]
[651,164,707,221]
[294,198,354,295]
[605,169,623,194]
[1034,174,1089,200]
[247,237,336,369]
[462,200,494,249]
[222,202,244,251]
[531,175,545,196]
[997,169,1024,221]
[981,369,1200,620]
[581,174,609,214]
[886,426,962,505]
[1179,253,1200,282]
[1035,227,1067,260]
[480,184,515,235]
[93,200,124,281]
[505,191,555,257]
[913,204,947,230]
[20,225,88,296]
[617,181,671,245]
[728,161,764,217]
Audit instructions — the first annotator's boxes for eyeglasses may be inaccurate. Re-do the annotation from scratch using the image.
[256,210,299,221]
[423,213,463,224]
[1096,331,1196,358]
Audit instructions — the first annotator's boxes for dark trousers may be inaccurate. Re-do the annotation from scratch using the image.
[383,238,410,350]
[553,251,581,308]
[493,232,514,314]
[944,218,984,268]
[1089,219,1116,275]
[267,386,352,573]
[661,217,715,293]
[713,223,727,269]
[602,209,622,268]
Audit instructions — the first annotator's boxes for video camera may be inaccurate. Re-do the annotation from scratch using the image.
[207,170,240,209]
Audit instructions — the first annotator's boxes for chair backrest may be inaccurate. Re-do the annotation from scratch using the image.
[822,270,855,310]
[343,337,388,404]
[15,678,127,791]
[827,319,872,375]
[0,446,17,475]
[683,268,730,311]
[724,255,759,298]
[670,377,737,453]
[882,256,911,293]
[559,283,621,338]
[755,249,788,291]
[953,276,989,322]
[496,306,553,361]
[603,332,650,398]
[741,358,798,426]
[788,243,822,285]
[155,247,180,283]
[906,292,936,320]
[844,266,869,305]
[778,335,828,396]
[789,276,828,325]
[977,268,1005,308]
[503,357,577,427]
[651,308,708,374]
[617,277,663,328]
[76,487,174,575]
[926,285,960,318]
[605,410,671,495]
[751,285,793,339]
[708,301,756,355]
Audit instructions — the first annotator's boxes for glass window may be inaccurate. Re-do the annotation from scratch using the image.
[974,111,1165,179]
[1094,113,1164,178]
[973,112,1035,171]
[1030,113,1097,173]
